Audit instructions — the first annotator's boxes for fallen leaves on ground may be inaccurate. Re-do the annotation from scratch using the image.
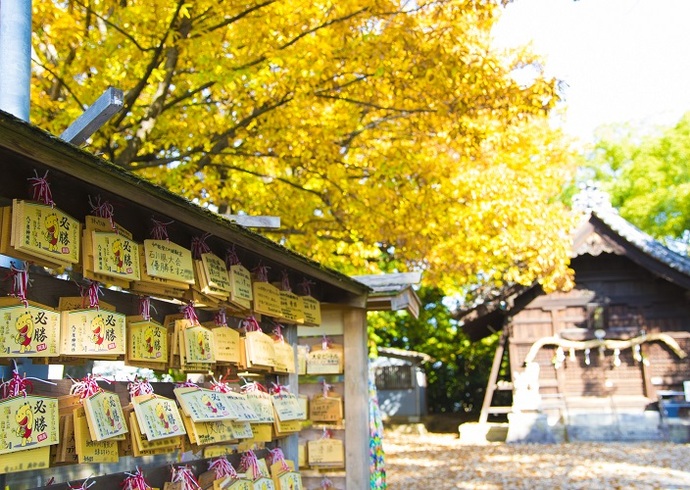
[383,431,690,489]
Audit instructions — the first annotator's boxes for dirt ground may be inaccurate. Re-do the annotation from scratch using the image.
[383,431,690,489]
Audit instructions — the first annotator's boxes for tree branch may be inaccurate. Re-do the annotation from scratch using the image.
[112,0,186,127]
[194,0,277,36]
[31,57,86,109]
[316,93,434,114]
[72,0,155,52]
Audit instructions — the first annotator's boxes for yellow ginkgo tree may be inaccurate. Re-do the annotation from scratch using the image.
[31,0,577,296]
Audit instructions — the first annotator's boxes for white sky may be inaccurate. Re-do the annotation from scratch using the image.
[492,0,690,141]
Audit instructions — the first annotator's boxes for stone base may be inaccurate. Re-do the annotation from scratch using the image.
[506,412,556,443]
[458,422,508,444]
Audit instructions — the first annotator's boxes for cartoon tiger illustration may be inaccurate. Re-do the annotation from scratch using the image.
[197,330,206,356]
[15,402,33,446]
[144,325,155,355]
[91,315,105,350]
[155,402,174,431]
[15,311,34,354]
[112,238,124,273]
[201,393,218,414]
[43,213,59,252]
[103,397,116,428]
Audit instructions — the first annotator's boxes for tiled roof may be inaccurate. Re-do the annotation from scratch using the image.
[591,210,690,277]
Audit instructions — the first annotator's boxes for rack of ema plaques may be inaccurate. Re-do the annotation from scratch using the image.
[0,113,370,490]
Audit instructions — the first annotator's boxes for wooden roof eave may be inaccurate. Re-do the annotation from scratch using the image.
[589,213,690,290]
[0,111,370,300]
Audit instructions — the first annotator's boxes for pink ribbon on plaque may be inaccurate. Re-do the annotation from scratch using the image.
[268,448,291,473]
[70,374,110,400]
[78,280,103,309]
[321,380,332,397]
[270,382,290,398]
[88,195,116,231]
[240,381,268,394]
[6,261,29,307]
[175,380,199,389]
[320,477,334,489]
[68,477,96,490]
[208,457,238,480]
[299,278,315,297]
[214,307,227,327]
[280,271,291,292]
[225,245,241,268]
[191,233,212,260]
[138,296,153,321]
[127,377,154,399]
[321,335,331,351]
[242,315,261,332]
[0,362,56,399]
[150,218,173,240]
[239,450,263,480]
[171,466,202,490]
[181,301,199,325]
[121,467,152,490]
[252,263,270,282]
[28,169,55,207]
[272,323,284,342]
[210,376,233,394]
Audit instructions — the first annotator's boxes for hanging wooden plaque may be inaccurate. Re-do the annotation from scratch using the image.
[0,298,60,357]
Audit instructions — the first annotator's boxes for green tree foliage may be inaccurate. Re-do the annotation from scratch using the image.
[369,286,498,416]
[591,115,690,245]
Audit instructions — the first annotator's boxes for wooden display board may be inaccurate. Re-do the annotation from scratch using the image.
[0,111,370,489]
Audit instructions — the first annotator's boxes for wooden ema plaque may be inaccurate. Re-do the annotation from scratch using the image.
[206,324,241,365]
[309,393,343,423]
[0,395,59,455]
[279,290,304,324]
[10,199,81,266]
[221,392,260,423]
[200,252,232,295]
[245,391,275,423]
[306,344,344,375]
[271,392,304,422]
[252,282,282,318]
[131,394,186,441]
[60,308,126,357]
[272,339,296,374]
[299,295,321,326]
[307,438,345,468]
[181,323,216,365]
[143,239,196,285]
[126,317,169,370]
[73,405,119,463]
[90,231,141,281]
[0,298,60,358]
[271,460,303,490]
[82,390,128,441]
[244,330,276,369]
[229,264,253,310]
[174,387,239,422]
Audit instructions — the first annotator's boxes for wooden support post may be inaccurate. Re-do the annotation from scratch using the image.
[479,330,508,424]
[343,305,369,490]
